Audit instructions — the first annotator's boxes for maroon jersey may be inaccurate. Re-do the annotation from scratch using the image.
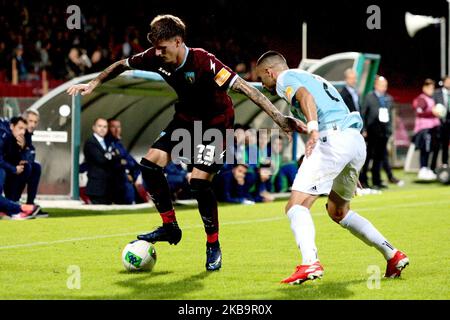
[127,46,238,126]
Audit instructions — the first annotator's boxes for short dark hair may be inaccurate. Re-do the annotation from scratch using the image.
[256,50,287,67]
[10,116,27,126]
[424,78,435,87]
[107,118,120,123]
[147,14,186,44]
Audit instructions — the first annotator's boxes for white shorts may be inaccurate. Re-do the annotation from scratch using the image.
[292,128,366,201]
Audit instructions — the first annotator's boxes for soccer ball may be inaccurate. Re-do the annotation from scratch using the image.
[433,103,447,119]
[122,240,157,272]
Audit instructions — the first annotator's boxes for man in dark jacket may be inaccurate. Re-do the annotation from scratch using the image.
[0,117,26,196]
[433,76,450,168]
[339,68,360,113]
[214,164,254,204]
[83,118,119,204]
[4,109,42,206]
[0,116,40,219]
[360,76,400,188]
[106,118,141,204]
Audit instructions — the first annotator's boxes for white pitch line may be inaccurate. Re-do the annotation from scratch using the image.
[0,216,284,251]
[0,200,449,251]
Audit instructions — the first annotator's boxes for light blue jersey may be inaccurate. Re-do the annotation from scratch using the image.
[276,69,363,132]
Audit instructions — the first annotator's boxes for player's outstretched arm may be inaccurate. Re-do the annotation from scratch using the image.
[67,59,131,96]
[231,77,306,135]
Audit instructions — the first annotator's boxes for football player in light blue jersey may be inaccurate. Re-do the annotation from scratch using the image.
[276,68,363,132]
[256,51,408,285]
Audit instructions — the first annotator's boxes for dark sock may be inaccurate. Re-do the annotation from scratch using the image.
[190,178,219,245]
[139,158,176,223]
[206,239,220,248]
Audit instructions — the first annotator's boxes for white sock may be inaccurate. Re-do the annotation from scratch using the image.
[339,210,397,260]
[286,205,318,265]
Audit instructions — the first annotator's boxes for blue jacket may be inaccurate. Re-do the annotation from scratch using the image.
[0,119,23,174]
[107,136,140,183]
[164,162,188,190]
[214,169,248,204]
[273,161,298,192]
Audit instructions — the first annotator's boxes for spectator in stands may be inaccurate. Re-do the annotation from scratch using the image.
[4,109,43,209]
[340,68,361,113]
[412,79,441,180]
[106,118,141,204]
[245,128,258,167]
[36,40,51,72]
[164,161,192,201]
[13,45,33,82]
[242,127,259,194]
[233,123,247,165]
[0,41,7,78]
[67,47,92,78]
[360,76,400,189]
[0,115,40,219]
[257,129,271,165]
[273,155,304,192]
[83,118,118,204]
[90,45,109,73]
[0,117,27,197]
[214,164,254,204]
[248,163,275,203]
[269,135,283,179]
[433,76,450,168]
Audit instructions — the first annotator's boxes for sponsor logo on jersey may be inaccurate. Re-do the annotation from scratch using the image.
[210,60,216,74]
[286,86,294,101]
[158,67,171,76]
[214,67,231,87]
[184,71,195,84]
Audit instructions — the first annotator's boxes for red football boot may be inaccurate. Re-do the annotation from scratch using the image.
[385,250,409,278]
[281,261,324,285]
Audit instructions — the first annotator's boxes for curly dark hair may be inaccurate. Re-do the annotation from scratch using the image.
[147,14,186,44]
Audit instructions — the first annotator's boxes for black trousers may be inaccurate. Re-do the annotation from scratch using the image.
[360,134,389,186]
[440,121,450,165]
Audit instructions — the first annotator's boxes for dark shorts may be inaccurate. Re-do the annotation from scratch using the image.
[152,116,234,174]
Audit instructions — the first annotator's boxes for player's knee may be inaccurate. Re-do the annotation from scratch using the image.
[326,203,347,223]
[285,197,313,214]
[139,158,164,178]
[189,178,212,199]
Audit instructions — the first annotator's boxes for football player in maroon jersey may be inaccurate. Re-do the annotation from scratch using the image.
[68,14,305,271]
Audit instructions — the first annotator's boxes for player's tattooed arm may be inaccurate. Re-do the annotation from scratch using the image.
[67,59,130,96]
[231,77,305,135]
[92,59,131,87]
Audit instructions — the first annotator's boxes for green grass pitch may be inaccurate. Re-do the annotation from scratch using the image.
[0,172,449,300]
